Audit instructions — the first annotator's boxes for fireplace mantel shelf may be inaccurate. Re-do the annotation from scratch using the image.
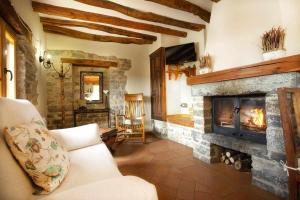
[187,54,300,85]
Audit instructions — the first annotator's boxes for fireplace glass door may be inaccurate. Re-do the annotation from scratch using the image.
[240,97,266,134]
[213,95,267,144]
[214,98,236,129]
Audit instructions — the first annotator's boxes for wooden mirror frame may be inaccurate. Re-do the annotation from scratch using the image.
[80,71,103,104]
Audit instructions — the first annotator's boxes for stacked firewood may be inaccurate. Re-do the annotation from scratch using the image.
[220,149,252,172]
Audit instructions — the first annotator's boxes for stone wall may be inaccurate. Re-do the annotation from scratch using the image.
[46,50,131,129]
[152,120,195,148]
[16,35,38,105]
[153,72,300,198]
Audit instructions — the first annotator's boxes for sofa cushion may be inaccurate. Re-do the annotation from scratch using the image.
[50,123,101,151]
[0,98,43,134]
[4,119,70,194]
[42,143,122,196]
[37,176,158,200]
[0,98,44,200]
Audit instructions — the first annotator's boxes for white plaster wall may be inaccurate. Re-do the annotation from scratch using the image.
[279,0,300,56]
[166,74,192,115]
[206,0,282,71]
[166,77,181,115]
[10,0,47,117]
[205,0,300,71]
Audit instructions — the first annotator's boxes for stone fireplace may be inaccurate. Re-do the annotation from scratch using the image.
[153,71,300,198]
[190,72,300,198]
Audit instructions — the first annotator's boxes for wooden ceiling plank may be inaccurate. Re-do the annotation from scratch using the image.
[32,1,187,37]
[61,58,118,68]
[43,24,153,45]
[75,0,205,31]
[40,17,157,41]
[145,0,210,22]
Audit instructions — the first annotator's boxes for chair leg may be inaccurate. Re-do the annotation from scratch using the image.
[142,129,145,143]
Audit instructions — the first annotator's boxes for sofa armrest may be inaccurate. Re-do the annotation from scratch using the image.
[50,123,101,151]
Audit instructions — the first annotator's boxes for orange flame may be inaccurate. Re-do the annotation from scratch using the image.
[250,108,266,128]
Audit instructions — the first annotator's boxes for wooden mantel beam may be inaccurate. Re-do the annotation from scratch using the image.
[32,1,187,37]
[61,58,117,68]
[145,0,210,23]
[43,24,153,45]
[40,17,157,41]
[187,54,300,85]
[75,0,205,31]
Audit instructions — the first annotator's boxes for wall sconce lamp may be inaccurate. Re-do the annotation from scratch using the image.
[39,51,71,78]
[39,51,54,69]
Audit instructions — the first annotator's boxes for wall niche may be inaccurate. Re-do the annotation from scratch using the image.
[46,50,131,129]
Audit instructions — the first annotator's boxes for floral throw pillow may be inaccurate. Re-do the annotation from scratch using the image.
[4,119,70,194]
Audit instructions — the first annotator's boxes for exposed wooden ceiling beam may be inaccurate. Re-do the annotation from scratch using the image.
[40,17,157,41]
[32,2,187,37]
[0,0,32,39]
[145,0,210,23]
[75,0,205,31]
[61,58,117,68]
[43,24,153,45]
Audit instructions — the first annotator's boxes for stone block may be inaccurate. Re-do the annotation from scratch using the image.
[266,127,285,154]
[266,115,282,128]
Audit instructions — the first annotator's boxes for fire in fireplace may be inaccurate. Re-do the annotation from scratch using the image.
[212,95,267,144]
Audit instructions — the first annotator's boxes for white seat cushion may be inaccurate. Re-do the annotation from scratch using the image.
[50,123,101,151]
[34,143,122,198]
[37,176,158,200]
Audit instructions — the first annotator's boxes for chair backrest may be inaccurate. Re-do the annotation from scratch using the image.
[277,88,300,168]
[0,98,43,200]
[124,93,144,120]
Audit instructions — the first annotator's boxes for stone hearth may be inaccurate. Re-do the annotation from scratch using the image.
[153,72,300,198]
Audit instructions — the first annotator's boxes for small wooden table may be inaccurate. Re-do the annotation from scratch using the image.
[74,108,110,127]
[100,128,121,154]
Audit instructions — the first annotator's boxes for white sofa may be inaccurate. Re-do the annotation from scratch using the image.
[0,98,158,200]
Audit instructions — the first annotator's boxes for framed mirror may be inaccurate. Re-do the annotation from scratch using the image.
[80,71,103,104]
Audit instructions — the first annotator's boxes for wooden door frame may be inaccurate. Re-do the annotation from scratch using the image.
[0,17,17,97]
[0,18,4,97]
[150,47,166,121]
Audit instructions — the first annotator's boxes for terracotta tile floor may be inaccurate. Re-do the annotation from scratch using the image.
[114,135,282,200]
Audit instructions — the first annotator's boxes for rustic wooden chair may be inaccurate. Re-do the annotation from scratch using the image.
[277,88,300,200]
[115,93,145,143]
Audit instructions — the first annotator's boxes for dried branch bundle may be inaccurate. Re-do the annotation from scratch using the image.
[199,54,212,68]
[261,27,285,53]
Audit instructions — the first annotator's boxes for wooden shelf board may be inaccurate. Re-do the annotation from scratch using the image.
[187,54,300,85]
[61,58,118,68]
[167,114,194,128]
